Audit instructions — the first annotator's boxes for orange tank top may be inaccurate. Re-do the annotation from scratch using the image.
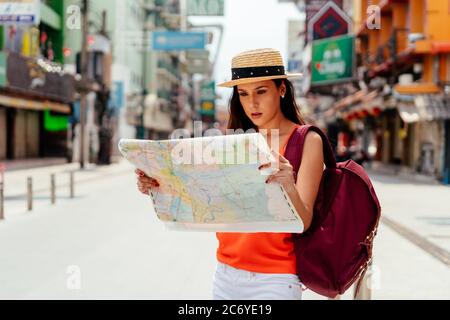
[216,125,301,274]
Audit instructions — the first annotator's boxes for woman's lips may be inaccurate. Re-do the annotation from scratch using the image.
[251,112,263,119]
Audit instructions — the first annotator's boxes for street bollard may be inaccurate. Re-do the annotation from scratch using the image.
[51,174,56,205]
[70,171,74,199]
[0,162,5,184]
[27,177,33,211]
[0,181,4,220]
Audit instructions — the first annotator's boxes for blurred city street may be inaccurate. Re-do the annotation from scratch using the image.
[0,160,448,300]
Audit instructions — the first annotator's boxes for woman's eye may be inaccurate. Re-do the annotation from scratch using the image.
[257,90,266,95]
[239,93,248,97]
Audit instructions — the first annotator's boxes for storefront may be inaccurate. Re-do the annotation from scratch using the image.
[444,120,450,184]
[0,106,6,159]
[397,94,450,179]
[0,95,71,160]
[0,51,74,160]
[5,108,40,159]
[328,90,385,164]
[380,107,405,165]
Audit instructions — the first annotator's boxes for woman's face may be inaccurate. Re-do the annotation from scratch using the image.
[237,80,285,127]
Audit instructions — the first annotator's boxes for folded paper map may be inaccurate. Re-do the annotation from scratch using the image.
[118,132,303,233]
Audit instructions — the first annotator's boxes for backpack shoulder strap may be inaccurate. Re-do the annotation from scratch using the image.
[284,125,337,181]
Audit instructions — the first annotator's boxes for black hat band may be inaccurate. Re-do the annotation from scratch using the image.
[231,66,285,80]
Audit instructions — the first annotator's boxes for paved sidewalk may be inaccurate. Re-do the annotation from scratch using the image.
[366,167,450,255]
[303,220,450,300]
[0,164,218,299]
[366,161,443,185]
[0,158,69,172]
[0,161,448,299]
[1,160,131,219]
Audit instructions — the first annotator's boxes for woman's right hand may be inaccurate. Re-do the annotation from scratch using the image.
[135,169,160,195]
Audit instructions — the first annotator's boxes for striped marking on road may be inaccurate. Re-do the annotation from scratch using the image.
[381,216,450,267]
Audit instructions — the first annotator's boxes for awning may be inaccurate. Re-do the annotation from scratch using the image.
[398,102,420,123]
[415,40,450,54]
[361,91,384,114]
[396,94,450,123]
[339,91,384,120]
[432,41,450,54]
[394,83,441,95]
[415,95,450,121]
[334,90,367,110]
[0,94,71,114]
[324,90,368,118]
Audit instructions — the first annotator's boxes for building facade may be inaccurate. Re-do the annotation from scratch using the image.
[63,0,146,161]
[331,0,450,182]
[0,0,75,161]
[142,0,195,140]
[284,0,450,183]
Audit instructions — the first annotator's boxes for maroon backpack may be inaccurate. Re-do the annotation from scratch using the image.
[284,125,382,299]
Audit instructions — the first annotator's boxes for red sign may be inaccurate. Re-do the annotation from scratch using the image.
[306,0,343,21]
[308,1,350,42]
[305,0,343,42]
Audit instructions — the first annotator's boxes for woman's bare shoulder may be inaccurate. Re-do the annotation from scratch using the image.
[299,131,324,173]
[304,131,323,150]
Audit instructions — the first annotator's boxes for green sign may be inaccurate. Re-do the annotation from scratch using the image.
[311,34,355,86]
[0,51,7,87]
[200,81,215,116]
[187,0,224,16]
[200,81,216,100]
[44,109,68,132]
[200,101,215,116]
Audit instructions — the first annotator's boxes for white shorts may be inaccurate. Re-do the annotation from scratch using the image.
[212,262,303,300]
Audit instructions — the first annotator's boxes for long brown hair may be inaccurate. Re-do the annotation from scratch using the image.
[227,79,305,131]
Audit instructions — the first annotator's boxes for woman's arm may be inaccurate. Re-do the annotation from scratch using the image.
[263,131,324,232]
[285,131,324,231]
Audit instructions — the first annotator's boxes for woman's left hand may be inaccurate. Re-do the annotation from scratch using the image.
[259,150,296,193]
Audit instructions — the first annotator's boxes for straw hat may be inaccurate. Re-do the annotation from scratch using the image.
[217,48,303,88]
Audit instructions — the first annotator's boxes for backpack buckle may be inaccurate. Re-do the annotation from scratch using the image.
[366,228,378,242]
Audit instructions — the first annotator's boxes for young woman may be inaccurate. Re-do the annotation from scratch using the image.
[136,48,324,300]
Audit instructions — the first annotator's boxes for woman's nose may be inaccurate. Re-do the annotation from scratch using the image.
[249,94,259,107]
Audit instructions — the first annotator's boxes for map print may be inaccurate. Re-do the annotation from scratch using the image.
[119,133,303,233]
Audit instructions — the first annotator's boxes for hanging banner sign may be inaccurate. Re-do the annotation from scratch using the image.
[0,0,41,24]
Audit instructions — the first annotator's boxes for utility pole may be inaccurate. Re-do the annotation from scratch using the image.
[97,10,113,165]
[79,0,89,169]
[101,10,106,34]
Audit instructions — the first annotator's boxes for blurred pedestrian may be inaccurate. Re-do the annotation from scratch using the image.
[135,48,324,300]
